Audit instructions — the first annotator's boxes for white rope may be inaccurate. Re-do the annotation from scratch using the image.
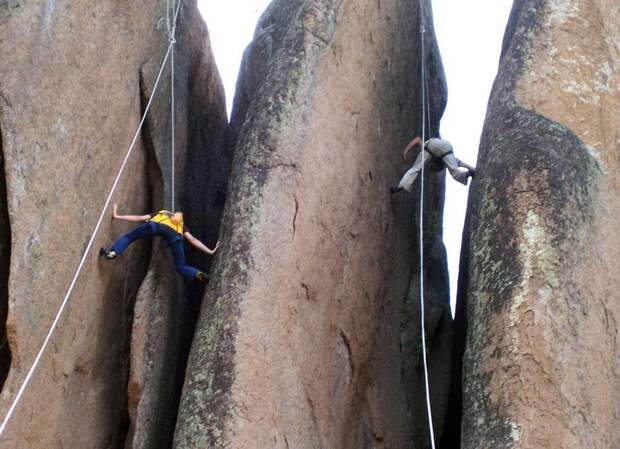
[171,35,176,212]
[169,0,181,212]
[0,34,177,439]
[418,6,437,449]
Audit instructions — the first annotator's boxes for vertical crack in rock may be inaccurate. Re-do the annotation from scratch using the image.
[438,212,471,449]
[122,68,189,449]
[0,122,12,391]
[119,72,162,449]
[399,4,453,448]
[292,196,299,237]
[125,8,228,447]
[339,330,354,379]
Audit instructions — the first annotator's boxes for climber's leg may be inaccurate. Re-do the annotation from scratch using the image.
[396,150,432,193]
[108,223,154,256]
[443,153,470,185]
[168,240,204,282]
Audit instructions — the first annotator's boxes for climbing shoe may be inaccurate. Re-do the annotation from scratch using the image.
[99,248,117,260]
[390,186,403,195]
[195,271,209,284]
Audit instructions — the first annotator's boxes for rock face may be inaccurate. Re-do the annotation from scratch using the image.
[0,1,226,448]
[174,1,454,448]
[460,1,620,448]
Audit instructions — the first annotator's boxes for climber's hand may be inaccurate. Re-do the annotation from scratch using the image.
[112,203,118,218]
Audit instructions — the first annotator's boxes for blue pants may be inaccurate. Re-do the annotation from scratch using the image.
[111,222,200,281]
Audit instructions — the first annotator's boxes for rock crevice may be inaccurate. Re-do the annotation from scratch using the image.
[0,120,11,391]
[123,3,228,448]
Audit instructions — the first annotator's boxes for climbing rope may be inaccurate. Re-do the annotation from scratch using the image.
[0,2,183,437]
[168,0,180,212]
[418,4,437,449]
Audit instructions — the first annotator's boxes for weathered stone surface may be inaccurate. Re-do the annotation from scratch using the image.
[0,1,226,448]
[174,1,453,448]
[460,1,620,448]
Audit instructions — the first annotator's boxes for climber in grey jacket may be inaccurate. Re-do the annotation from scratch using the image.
[391,136,476,194]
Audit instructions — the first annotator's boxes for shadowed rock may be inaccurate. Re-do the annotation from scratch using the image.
[0,129,10,389]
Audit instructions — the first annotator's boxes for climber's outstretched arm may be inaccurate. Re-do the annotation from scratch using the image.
[402,136,423,161]
[184,231,219,256]
[112,204,151,222]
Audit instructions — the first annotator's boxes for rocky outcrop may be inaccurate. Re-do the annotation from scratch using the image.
[0,1,226,448]
[460,1,620,448]
[174,1,453,448]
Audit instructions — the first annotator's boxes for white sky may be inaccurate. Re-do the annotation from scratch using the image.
[198,0,513,313]
[432,1,513,310]
[198,0,273,114]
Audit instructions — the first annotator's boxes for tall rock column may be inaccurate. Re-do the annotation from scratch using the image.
[0,1,226,448]
[460,1,620,448]
[174,1,452,448]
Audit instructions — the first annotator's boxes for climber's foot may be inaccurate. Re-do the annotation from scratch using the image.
[196,271,209,284]
[99,248,117,260]
[390,186,403,195]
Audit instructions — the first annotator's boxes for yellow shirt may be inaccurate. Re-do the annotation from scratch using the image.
[148,211,184,235]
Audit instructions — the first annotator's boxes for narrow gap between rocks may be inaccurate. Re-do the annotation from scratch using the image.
[117,75,172,449]
[0,125,12,392]
[432,0,513,315]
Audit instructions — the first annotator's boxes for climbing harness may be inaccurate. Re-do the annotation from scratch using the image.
[418,4,437,449]
[0,0,183,437]
[150,210,185,234]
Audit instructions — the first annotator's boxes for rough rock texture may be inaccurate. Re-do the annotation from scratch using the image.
[460,1,620,448]
[0,1,226,448]
[174,1,453,448]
